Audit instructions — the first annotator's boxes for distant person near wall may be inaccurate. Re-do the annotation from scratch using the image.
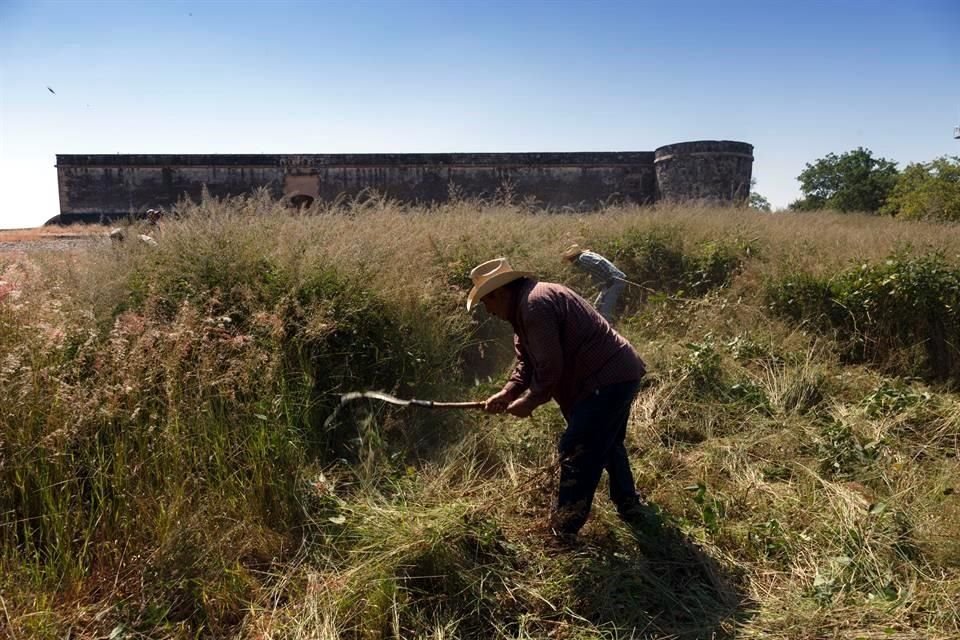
[562,244,625,324]
[146,208,164,226]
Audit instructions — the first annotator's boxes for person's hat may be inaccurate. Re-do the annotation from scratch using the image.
[562,243,583,260]
[466,258,534,311]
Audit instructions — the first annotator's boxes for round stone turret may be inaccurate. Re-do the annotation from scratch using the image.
[654,141,754,205]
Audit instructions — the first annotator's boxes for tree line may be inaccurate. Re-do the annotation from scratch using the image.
[751,148,960,220]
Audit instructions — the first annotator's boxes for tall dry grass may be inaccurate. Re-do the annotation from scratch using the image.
[1,194,959,639]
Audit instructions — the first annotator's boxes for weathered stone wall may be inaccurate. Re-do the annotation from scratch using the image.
[653,141,754,204]
[56,162,283,223]
[56,156,284,223]
[286,153,657,207]
[54,143,750,223]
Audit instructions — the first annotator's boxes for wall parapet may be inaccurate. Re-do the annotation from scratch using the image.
[57,152,657,168]
[653,140,754,161]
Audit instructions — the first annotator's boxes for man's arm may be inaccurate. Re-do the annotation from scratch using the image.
[484,336,530,413]
[505,335,532,396]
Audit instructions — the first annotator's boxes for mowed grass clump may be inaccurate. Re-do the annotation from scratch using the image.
[2,197,960,639]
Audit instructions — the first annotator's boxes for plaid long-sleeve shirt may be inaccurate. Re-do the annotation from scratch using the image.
[574,250,625,286]
[500,280,646,416]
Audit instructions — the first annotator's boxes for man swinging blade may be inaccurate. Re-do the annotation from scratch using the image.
[466,257,663,543]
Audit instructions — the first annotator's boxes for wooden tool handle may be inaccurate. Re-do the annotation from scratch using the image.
[408,399,486,409]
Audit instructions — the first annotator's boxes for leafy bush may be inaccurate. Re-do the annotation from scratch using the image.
[767,252,960,380]
[862,379,932,417]
[685,482,726,535]
[811,419,882,479]
[881,155,960,221]
[599,226,751,297]
[677,338,770,413]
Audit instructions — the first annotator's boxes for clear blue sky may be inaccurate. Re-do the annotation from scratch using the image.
[1,0,957,228]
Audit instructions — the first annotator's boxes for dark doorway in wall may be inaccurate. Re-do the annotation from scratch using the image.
[289,194,315,209]
[283,175,320,210]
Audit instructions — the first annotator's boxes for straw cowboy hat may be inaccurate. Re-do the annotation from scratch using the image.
[466,258,535,311]
[562,243,584,260]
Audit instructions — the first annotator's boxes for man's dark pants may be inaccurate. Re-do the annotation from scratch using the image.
[553,379,642,535]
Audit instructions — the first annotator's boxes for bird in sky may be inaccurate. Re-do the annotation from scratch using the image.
[47,86,56,95]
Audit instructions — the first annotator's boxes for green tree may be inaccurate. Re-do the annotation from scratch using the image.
[790,147,899,213]
[748,178,772,211]
[881,156,960,221]
[749,192,772,212]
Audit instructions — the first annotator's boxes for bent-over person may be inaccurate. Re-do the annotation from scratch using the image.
[466,257,655,539]
[562,243,626,324]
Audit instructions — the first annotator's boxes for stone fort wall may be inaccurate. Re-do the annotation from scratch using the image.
[54,141,752,224]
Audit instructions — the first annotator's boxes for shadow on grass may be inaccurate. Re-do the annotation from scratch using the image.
[570,512,752,639]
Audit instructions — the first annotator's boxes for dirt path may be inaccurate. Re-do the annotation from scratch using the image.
[0,226,109,253]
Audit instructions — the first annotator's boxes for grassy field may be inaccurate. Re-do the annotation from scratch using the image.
[2,195,959,639]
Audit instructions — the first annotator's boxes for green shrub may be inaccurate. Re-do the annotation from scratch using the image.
[677,338,771,414]
[602,227,688,292]
[862,379,932,417]
[882,156,960,221]
[767,252,960,380]
[597,227,752,302]
[810,419,882,479]
[685,482,726,535]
